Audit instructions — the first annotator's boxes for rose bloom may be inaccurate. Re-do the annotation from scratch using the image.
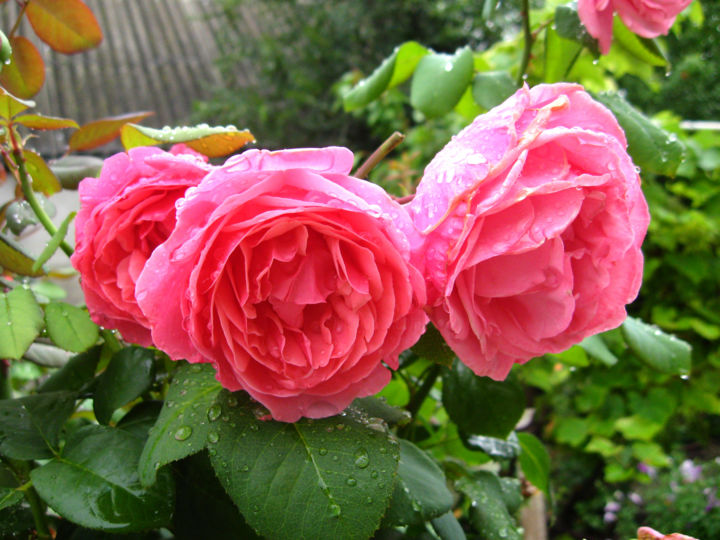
[578,0,693,54]
[136,147,427,422]
[408,83,649,380]
[71,145,212,346]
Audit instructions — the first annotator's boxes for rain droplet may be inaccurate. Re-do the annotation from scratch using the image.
[207,431,219,444]
[365,497,373,505]
[174,426,192,441]
[318,448,328,456]
[227,395,238,407]
[329,503,341,518]
[241,465,250,472]
[207,405,222,422]
[336,423,345,430]
[370,471,378,479]
[346,477,357,487]
[353,448,370,469]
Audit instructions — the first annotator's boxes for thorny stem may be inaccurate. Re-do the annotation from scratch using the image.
[10,139,74,257]
[518,0,533,86]
[354,131,405,179]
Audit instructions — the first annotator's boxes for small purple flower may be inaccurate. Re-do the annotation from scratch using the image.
[679,459,702,483]
[704,487,720,511]
[605,501,621,513]
[628,492,643,505]
[603,511,617,524]
[638,462,657,478]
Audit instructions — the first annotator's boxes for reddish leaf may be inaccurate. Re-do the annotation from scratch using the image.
[68,111,154,152]
[26,0,102,54]
[121,123,255,158]
[23,150,62,195]
[0,36,45,98]
[13,113,78,130]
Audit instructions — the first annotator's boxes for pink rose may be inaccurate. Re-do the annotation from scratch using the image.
[136,147,427,422]
[578,0,693,54]
[408,83,649,380]
[71,146,212,345]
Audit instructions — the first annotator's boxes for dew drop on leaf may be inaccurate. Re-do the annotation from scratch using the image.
[174,426,192,441]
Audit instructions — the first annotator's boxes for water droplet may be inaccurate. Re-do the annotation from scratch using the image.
[227,395,238,407]
[173,426,192,441]
[365,497,373,505]
[329,503,341,518]
[208,448,217,456]
[241,464,249,472]
[346,477,357,487]
[353,448,370,469]
[207,431,219,444]
[378,447,387,454]
[318,448,328,456]
[370,470,378,479]
[207,405,222,422]
[249,423,259,431]
[336,423,345,430]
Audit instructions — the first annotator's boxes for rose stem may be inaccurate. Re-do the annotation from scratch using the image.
[5,459,51,539]
[399,363,442,439]
[518,0,533,86]
[354,131,405,180]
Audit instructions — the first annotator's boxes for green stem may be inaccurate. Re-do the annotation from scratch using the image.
[0,360,11,399]
[5,459,50,539]
[518,0,533,86]
[354,131,405,179]
[398,364,442,439]
[13,148,74,257]
[8,1,29,39]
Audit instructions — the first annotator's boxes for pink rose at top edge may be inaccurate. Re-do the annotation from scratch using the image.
[408,83,649,380]
[578,0,693,55]
[71,145,212,346]
[135,146,428,422]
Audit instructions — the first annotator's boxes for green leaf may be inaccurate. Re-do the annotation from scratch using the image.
[578,334,618,366]
[621,317,692,375]
[39,345,101,393]
[0,36,45,99]
[631,441,669,467]
[612,16,667,67]
[44,301,98,353]
[547,345,589,367]
[554,417,589,447]
[116,400,163,440]
[594,92,685,176]
[0,487,23,511]
[12,113,78,130]
[0,232,44,277]
[442,361,525,439]
[351,396,411,427]
[412,323,456,367]
[343,41,428,111]
[0,391,76,459]
[209,391,399,540]
[431,512,467,540]
[0,287,43,360]
[93,347,155,424]
[517,433,550,496]
[410,47,474,118]
[458,472,522,540]
[138,363,222,486]
[32,211,75,273]
[545,27,583,83]
[172,452,261,540]
[463,432,521,459]
[471,71,516,110]
[120,123,255,158]
[383,439,453,526]
[31,424,174,532]
[554,3,599,51]
[23,149,62,195]
[0,86,34,119]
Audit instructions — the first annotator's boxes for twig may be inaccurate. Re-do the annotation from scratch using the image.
[354,131,405,179]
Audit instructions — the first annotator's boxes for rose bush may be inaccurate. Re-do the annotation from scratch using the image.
[578,0,694,54]
[408,83,650,380]
[135,147,428,422]
[71,145,212,346]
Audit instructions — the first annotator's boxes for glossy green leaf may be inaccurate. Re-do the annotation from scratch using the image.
[410,47,474,118]
[579,334,618,366]
[116,401,163,440]
[23,149,62,195]
[343,41,428,111]
[0,233,44,277]
[0,86,34,119]
[442,361,525,439]
[44,301,98,353]
[383,439,453,526]
[93,347,155,424]
[0,487,23,511]
[612,16,667,67]
[40,345,101,393]
[31,424,174,532]
[0,391,76,459]
[517,432,550,496]
[120,123,255,158]
[412,323,456,367]
[13,113,78,130]
[0,30,11,65]
[32,211,75,273]
[544,26,583,83]
[209,391,399,540]
[172,452,261,540]
[351,396,411,427]
[458,472,522,540]
[68,111,154,152]
[463,432,521,459]
[595,92,684,176]
[471,71,516,110]
[0,286,43,360]
[431,512,467,540]
[621,316,692,375]
[554,3,599,51]
[138,363,222,486]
